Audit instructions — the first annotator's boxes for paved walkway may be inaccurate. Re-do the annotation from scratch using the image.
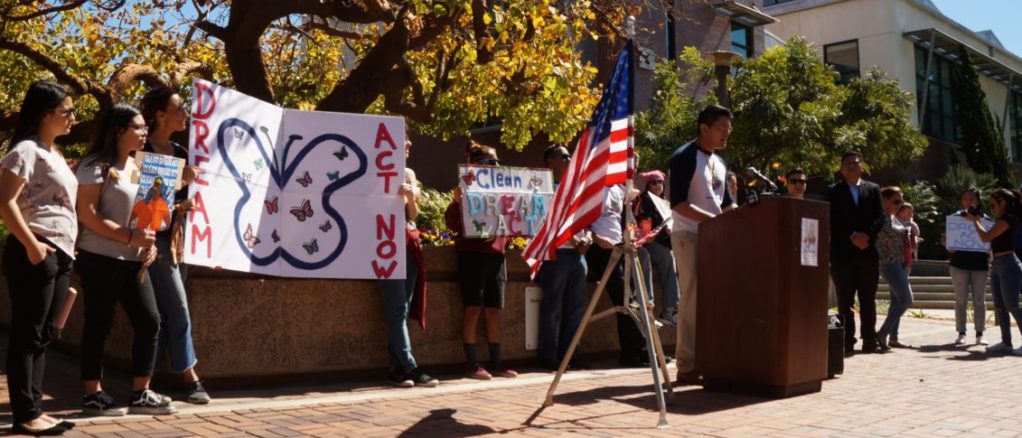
[3,317,1022,437]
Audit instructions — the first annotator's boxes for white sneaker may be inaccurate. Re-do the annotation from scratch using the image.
[954,333,967,345]
[976,335,989,346]
[1013,346,1022,356]
[986,342,1013,354]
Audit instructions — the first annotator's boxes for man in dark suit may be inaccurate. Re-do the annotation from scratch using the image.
[829,152,885,354]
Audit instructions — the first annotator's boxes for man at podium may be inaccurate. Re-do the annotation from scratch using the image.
[828,152,885,354]
[668,105,737,383]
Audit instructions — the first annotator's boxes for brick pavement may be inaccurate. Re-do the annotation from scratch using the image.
[4,317,1022,437]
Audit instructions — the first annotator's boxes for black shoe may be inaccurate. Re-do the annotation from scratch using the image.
[387,370,414,388]
[618,354,649,368]
[408,368,439,387]
[82,391,127,417]
[568,359,592,370]
[186,380,211,404]
[12,423,66,436]
[539,358,561,371]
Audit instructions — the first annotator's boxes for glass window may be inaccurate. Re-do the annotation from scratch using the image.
[763,0,798,5]
[915,45,960,143]
[824,41,859,84]
[731,23,750,59]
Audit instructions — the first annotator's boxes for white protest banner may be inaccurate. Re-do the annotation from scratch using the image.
[185,79,406,279]
[130,151,184,233]
[458,164,554,238]
[946,215,994,252]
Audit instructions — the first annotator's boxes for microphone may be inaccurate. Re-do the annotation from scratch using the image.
[746,167,778,192]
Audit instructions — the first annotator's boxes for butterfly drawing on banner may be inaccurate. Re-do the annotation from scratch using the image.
[462,170,476,187]
[333,146,349,161]
[232,128,245,140]
[529,175,543,192]
[271,229,280,243]
[302,238,319,255]
[254,158,265,171]
[296,171,312,187]
[290,199,314,222]
[242,172,252,183]
[472,220,487,234]
[243,223,261,249]
[326,171,339,181]
[319,220,332,233]
[264,196,279,214]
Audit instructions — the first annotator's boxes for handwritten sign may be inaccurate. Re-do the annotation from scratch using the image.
[801,217,819,267]
[946,215,994,252]
[185,79,407,279]
[458,164,553,238]
[130,151,184,232]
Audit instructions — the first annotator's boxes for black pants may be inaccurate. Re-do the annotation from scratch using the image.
[3,238,72,423]
[76,250,161,380]
[831,259,879,348]
[586,245,645,359]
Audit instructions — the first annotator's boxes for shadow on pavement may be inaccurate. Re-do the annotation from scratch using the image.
[396,408,496,437]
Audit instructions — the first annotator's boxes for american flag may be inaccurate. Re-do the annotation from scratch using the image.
[523,40,634,276]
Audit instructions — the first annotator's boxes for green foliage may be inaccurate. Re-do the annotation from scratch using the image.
[723,37,925,179]
[933,164,999,214]
[899,180,943,260]
[634,47,715,172]
[415,187,454,234]
[951,48,1015,188]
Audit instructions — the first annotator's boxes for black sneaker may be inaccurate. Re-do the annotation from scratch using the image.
[82,391,127,417]
[129,389,176,415]
[408,368,439,387]
[186,380,211,404]
[386,371,414,388]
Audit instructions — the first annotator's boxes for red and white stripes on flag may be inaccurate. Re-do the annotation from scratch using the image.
[523,40,634,277]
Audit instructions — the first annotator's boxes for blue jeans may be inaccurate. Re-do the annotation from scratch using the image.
[536,248,587,362]
[378,252,419,374]
[878,262,913,341]
[989,254,1022,346]
[149,237,198,373]
[638,241,679,310]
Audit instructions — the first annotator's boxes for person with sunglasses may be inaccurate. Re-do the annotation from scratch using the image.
[967,189,1022,356]
[875,186,914,351]
[633,170,680,327]
[445,142,516,379]
[785,168,807,199]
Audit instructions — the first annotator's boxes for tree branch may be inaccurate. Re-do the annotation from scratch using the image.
[170,61,213,88]
[2,0,86,21]
[471,0,493,64]
[108,64,167,97]
[0,38,112,107]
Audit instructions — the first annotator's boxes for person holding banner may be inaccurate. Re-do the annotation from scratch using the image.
[0,81,79,435]
[965,189,1022,356]
[875,186,914,351]
[445,143,517,379]
[633,170,680,327]
[75,103,175,416]
[944,187,988,346]
[378,140,439,388]
[139,86,210,404]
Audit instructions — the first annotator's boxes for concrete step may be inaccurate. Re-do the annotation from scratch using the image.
[873,275,996,310]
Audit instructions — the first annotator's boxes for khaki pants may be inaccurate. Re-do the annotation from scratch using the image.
[671,231,698,373]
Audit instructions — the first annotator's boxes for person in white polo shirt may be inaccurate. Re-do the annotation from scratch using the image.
[668,105,737,385]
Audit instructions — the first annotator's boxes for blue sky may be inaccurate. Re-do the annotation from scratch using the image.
[930,0,1022,56]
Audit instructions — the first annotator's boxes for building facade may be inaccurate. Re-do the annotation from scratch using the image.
[764,0,1022,181]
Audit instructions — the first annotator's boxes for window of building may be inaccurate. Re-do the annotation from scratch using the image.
[914,45,959,143]
[824,40,860,84]
[1011,90,1022,162]
[763,0,799,5]
[731,23,751,59]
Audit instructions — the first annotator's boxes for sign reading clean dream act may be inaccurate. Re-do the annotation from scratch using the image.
[458,164,554,238]
[185,79,407,279]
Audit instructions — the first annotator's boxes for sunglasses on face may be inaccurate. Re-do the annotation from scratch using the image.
[475,157,499,165]
[788,178,806,185]
[649,180,664,185]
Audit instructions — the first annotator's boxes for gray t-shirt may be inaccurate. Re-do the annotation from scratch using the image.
[75,157,142,261]
[0,138,78,257]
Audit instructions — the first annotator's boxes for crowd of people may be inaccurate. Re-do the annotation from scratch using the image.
[5,83,1022,435]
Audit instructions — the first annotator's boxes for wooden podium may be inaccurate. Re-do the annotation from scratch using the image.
[695,196,830,397]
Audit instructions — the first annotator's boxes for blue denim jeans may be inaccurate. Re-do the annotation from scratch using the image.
[878,262,913,341]
[378,252,420,374]
[536,248,587,362]
[989,254,1022,345]
[149,236,198,373]
[638,241,679,310]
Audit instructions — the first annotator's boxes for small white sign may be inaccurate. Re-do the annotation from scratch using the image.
[524,286,543,350]
[946,215,994,252]
[801,218,819,267]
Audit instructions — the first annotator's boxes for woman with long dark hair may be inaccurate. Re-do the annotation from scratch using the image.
[946,187,988,346]
[76,103,176,416]
[0,81,78,434]
[967,188,1022,355]
[139,86,210,403]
